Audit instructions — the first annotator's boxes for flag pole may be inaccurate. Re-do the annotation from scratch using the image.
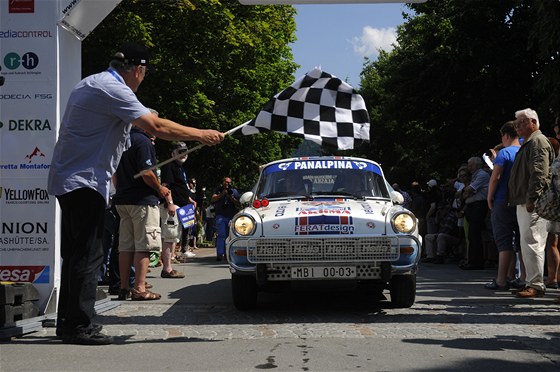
[133,120,251,179]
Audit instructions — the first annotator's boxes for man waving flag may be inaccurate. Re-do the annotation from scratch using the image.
[241,68,370,150]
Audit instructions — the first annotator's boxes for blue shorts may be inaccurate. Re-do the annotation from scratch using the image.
[490,200,520,252]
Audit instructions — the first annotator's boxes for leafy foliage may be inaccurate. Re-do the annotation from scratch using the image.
[359,0,559,186]
[83,0,299,194]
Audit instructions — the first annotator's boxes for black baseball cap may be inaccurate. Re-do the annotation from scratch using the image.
[114,42,149,66]
[172,142,189,152]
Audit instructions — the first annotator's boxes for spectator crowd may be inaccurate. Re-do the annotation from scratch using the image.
[407,109,560,303]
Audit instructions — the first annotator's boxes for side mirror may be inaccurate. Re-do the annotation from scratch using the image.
[239,191,254,206]
[390,190,404,205]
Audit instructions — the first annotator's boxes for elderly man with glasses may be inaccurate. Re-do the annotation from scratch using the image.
[508,108,555,298]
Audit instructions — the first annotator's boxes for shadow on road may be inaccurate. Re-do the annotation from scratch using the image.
[97,259,560,328]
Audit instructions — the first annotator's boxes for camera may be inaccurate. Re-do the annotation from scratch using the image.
[166,216,176,226]
[226,184,233,195]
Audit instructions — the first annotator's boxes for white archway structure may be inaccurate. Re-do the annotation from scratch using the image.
[0,0,120,319]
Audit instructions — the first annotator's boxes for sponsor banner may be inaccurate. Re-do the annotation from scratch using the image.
[295,214,354,235]
[0,117,55,158]
[0,118,54,133]
[0,264,51,312]
[264,159,382,175]
[0,29,53,38]
[0,176,55,311]
[2,0,55,28]
[0,50,54,82]
[178,204,196,229]
[8,0,34,13]
[297,204,352,215]
[0,142,53,176]
[0,0,58,313]
[0,89,54,101]
[0,266,50,283]
[0,180,52,206]
[295,205,354,235]
[0,179,54,256]
[1,1,56,82]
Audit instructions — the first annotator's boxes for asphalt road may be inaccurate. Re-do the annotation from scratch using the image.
[1,247,559,371]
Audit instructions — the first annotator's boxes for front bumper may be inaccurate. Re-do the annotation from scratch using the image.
[228,234,421,279]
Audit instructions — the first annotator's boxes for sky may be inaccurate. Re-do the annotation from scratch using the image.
[291,4,409,88]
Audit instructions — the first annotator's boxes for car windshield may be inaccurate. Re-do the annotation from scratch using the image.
[256,159,390,200]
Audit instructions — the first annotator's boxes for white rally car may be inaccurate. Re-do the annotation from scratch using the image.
[227,156,421,310]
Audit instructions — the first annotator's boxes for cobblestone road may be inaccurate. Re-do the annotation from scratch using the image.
[3,249,560,370]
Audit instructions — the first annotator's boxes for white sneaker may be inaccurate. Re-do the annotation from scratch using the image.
[185,251,196,258]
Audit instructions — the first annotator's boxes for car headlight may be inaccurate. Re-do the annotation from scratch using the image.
[391,212,416,234]
[233,215,256,236]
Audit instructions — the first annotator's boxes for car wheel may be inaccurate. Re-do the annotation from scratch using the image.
[231,274,258,310]
[390,275,416,308]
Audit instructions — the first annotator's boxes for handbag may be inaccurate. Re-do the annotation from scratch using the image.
[535,175,560,222]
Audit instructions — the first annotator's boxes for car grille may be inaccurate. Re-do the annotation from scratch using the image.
[245,236,400,263]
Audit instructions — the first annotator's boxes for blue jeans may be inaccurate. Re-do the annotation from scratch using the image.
[215,215,231,256]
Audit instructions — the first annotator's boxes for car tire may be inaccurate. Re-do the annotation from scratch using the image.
[231,274,258,310]
[390,275,416,308]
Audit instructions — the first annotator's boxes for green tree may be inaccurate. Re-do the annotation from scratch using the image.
[83,0,300,193]
[359,0,555,185]
[527,1,560,115]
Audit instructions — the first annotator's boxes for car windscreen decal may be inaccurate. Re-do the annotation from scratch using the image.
[264,160,382,175]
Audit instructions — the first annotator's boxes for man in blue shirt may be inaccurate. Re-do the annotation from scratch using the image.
[48,43,224,345]
[485,121,521,290]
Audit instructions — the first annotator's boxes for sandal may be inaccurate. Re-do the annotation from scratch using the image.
[484,279,509,291]
[117,288,131,300]
[161,269,185,279]
[131,288,161,301]
[145,282,153,289]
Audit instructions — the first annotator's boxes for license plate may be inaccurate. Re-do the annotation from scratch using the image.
[291,266,356,279]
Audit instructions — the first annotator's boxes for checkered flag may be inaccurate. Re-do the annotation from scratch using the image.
[241,68,370,150]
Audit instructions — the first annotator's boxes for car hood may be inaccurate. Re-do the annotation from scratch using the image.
[242,198,397,236]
